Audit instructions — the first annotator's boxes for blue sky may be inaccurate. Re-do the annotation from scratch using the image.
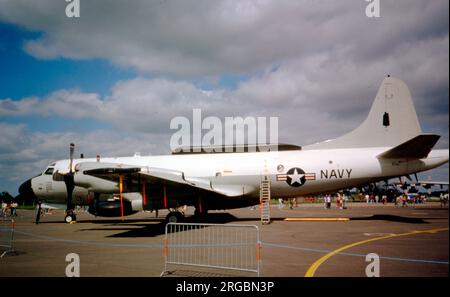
[0,22,136,99]
[0,21,129,134]
[0,20,245,135]
[0,1,448,195]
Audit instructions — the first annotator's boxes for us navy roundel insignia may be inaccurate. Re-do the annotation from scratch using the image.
[286,167,306,187]
[276,167,316,187]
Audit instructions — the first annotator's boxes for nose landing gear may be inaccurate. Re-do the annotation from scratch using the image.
[64,210,77,224]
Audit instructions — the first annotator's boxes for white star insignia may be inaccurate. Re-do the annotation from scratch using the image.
[288,169,304,185]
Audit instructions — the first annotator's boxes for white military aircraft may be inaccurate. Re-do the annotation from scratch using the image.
[18,76,449,223]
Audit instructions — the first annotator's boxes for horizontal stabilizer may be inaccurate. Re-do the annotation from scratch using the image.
[377,134,440,159]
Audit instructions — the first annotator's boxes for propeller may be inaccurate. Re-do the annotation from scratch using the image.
[93,192,100,216]
[383,179,389,188]
[35,201,42,224]
[401,182,409,190]
[397,175,411,190]
[62,143,76,222]
[35,143,75,224]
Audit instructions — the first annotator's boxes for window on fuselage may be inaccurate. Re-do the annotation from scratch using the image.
[44,168,54,175]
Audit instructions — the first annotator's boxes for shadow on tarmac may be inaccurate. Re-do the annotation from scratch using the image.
[37,212,440,238]
[78,213,246,237]
[351,214,430,224]
[86,214,434,238]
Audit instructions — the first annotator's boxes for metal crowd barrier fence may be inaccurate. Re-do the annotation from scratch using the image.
[0,218,16,258]
[161,223,261,276]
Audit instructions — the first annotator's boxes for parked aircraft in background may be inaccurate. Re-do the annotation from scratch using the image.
[18,76,449,223]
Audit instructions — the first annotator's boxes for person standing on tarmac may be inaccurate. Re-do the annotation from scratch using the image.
[382,194,387,205]
[325,195,332,209]
[10,201,18,217]
[1,200,7,218]
[278,198,284,209]
[336,193,342,209]
[401,193,408,207]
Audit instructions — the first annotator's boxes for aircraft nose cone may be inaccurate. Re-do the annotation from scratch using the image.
[18,178,37,201]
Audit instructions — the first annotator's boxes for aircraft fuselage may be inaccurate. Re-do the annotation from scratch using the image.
[40,147,448,203]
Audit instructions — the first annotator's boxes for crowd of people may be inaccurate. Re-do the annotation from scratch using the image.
[277,193,351,210]
[364,194,388,204]
[0,200,18,218]
[392,193,431,207]
[272,191,449,210]
[324,193,348,209]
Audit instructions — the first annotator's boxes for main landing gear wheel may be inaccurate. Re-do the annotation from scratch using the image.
[165,211,184,223]
[65,212,76,223]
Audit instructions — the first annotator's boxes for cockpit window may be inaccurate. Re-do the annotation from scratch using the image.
[44,168,54,175]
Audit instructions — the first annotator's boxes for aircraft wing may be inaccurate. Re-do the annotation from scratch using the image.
[416,181,449,186]
[415,181,449,188]
[77,162,253,197]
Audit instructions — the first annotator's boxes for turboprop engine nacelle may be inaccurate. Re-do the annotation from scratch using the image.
[87,193,143,217]
[88,200,137,217]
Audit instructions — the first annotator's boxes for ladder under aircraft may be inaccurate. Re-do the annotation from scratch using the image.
[260,178,271,224]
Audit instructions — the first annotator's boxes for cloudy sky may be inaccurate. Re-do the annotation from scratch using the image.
[0,0,448,195]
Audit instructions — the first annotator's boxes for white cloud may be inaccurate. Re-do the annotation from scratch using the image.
[1,47,448,146]
[0,122,169,194]
[0,90,102,118]
[0,0,447,76]
[0,0,448,194]
[1,71,448,194]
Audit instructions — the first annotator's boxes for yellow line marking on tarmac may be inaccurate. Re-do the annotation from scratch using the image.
[284,218,350,222]
[304,227,449,277]
[363,233,396,237]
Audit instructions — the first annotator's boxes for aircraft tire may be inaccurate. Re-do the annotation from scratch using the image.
[166,211,183,224]
[65,214,76,223]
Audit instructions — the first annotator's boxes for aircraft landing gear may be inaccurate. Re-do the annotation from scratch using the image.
[65,211,77,223]
[165,211,184,223]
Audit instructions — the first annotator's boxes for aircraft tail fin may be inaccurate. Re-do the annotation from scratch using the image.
[305,76,423,149]
[377,134,440,159]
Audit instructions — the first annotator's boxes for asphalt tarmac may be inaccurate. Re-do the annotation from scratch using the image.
[0,202,448,277]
